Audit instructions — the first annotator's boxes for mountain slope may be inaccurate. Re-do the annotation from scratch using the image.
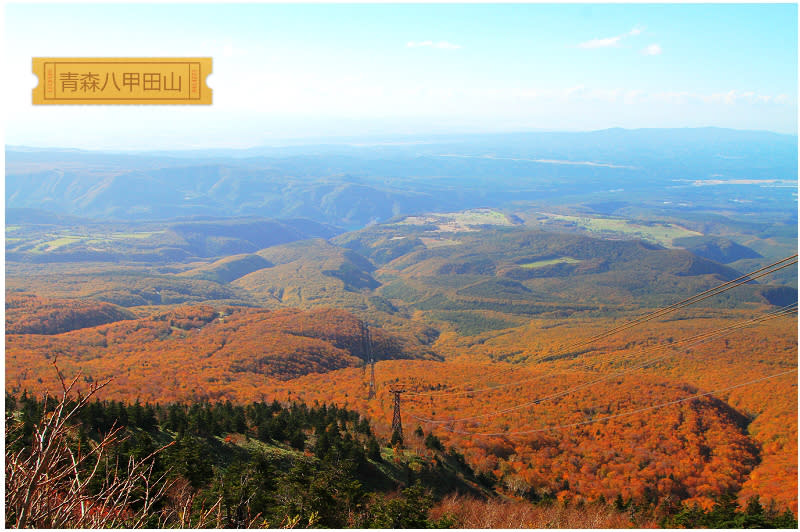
[7,128,796,226]
[6,304,440,402]
[179,254,273,283]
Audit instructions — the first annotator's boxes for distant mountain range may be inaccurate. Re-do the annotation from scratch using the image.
[7,128,797,228]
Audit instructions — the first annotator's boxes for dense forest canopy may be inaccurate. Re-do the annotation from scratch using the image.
[5,131,797,526]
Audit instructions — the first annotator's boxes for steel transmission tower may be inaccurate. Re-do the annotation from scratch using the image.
[390,386,405,440]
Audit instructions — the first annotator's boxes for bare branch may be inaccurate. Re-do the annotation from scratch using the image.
[5,362,170,529]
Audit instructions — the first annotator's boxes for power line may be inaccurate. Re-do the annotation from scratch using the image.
[407,303,797,402]
[412,368,798,437]
[408,303,796,424]
[412,309,796,424]
[406,255,797,397]
[410,255,797,396]
[554,255,797,354]
[395,260,796,444]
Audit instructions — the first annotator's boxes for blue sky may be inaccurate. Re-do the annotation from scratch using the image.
[5,3,798,149]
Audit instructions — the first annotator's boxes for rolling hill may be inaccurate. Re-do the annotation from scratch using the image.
[7,129,797,227]
[4,133,797,518]
[6,304,440,402]
[5,293,135,334]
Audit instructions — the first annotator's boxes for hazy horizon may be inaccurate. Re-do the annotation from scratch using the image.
[6,3,798,150]
[7,125,799,155]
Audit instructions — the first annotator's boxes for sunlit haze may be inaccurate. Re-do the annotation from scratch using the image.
[5,3,798,149]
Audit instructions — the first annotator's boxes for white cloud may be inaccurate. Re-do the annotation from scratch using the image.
[642,43,662,56]
[577,26,643,49]
[648,89,790,106]
[475,86,791,108]
[702,90,751,105]
[650,91,690,104]
[407,40,462,50]
[591,88,622,102]
[564,84,586,96]
[577,36,623,49]
[723,90,737,105]
[623,89,645,104]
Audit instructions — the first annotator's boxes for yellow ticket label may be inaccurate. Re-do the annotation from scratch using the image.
[32,58,212,104]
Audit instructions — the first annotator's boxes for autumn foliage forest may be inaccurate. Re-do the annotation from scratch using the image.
[5,211,798,526]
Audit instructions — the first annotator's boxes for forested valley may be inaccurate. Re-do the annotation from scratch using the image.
[5,134,798,528]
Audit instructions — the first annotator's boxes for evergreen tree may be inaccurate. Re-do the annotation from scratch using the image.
[424,432,444,451]
[366,437,382,462]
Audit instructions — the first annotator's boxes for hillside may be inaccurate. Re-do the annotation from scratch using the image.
[4,201,796,520]
[179,254,273,283]
[7,288,796,513]
[5,216,339,263]
[7,129,797,227]
[6,292,135,334]
[6,270,244,307]
[6,304,439,401]
[673,236,763,264]
[252,307,797,513]
[228,239,384,311]
[7,214,795,337]
[337,224,794,338]
[6,388,492,528]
